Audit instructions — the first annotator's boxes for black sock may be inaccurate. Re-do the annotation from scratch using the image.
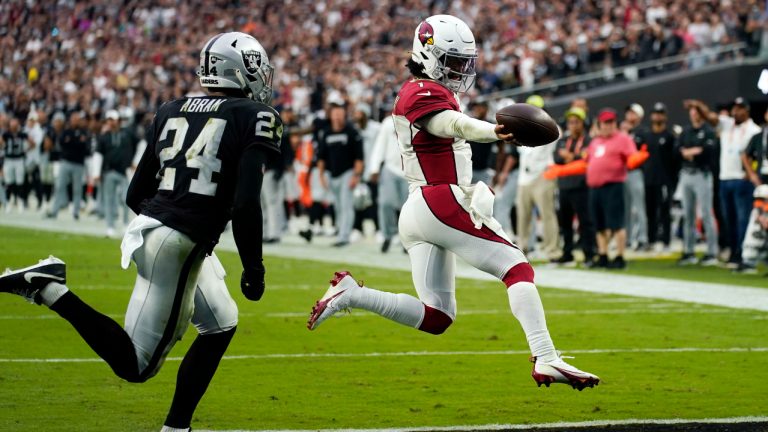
[164,328,236,429]
[50,291,141,381]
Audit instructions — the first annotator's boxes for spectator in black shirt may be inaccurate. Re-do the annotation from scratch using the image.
[552,107,595,266]
[95,110,139,237]
[744,108,768,186]
[47,111,91,220]
[676,102,718,265]
[40,112,67,210]
[639,103,679,252]
[316,103,364,247]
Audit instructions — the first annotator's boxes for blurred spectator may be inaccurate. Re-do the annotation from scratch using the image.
[622,103,649,251]
[717,97,761,268]
[492,142,519,239]
[553,106,595,266]
[41,111,67,210]
[1,117,34,212]
[353,103,380,239]
[739,184,768,273]
[637,102,679,252]
[369,113,407,253]
[586,109,637,269]
[744,108,768,186]
[516,137,559,260]
[95,109,137,237]
[46,111,90,220]
[315,103,364,247]
[677,101,718,266]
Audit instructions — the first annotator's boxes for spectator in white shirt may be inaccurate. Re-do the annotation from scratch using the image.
[369,115,408,253]
[516,141,560,260]
[718,97,762,267]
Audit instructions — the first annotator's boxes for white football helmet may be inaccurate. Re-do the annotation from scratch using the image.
[411,15,478,93]
[197,32,274,104]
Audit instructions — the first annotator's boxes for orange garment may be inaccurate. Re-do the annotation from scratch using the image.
[295,138,314,208]
[544,145,649,180]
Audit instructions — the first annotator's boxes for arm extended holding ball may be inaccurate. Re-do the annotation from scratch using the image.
[419,110,513,142]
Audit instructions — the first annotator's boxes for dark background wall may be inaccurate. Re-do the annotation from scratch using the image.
[545,60,768,126]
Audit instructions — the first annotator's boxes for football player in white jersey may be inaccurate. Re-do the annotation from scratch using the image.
[308,15,599,390]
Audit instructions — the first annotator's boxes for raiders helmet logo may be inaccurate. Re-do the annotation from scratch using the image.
[242,50,262,74]
[418,21,434,46]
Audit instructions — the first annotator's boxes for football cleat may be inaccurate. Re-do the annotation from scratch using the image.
[0,256,66,304]
[531,353,600,391]
[307,271,361,330]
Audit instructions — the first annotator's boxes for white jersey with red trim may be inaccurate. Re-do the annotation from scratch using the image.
[393,79,472,192]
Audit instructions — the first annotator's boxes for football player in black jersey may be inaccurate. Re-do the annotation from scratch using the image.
[0,32,281,432]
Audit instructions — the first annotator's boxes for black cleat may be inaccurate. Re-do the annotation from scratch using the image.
[0,256,66,304]
[299,229,313,243]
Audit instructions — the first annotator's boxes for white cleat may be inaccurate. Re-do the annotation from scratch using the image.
[531,353,600,391]
[307,271,361,330]
[0,256,66,304]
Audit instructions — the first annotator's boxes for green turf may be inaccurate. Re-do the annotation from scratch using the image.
[0,226,767,431]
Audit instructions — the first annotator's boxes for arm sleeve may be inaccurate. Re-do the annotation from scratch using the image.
[419,110,498,143]
[231,145,267,275]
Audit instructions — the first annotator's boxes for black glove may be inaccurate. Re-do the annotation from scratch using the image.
[241,265,265,301]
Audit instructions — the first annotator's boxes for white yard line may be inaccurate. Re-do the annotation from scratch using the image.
[198,416,768,432]
[2,214,767,311]
[1,346,766,364]
[0,306,750,320]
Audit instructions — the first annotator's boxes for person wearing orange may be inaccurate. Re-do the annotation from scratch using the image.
[545,108,648,269]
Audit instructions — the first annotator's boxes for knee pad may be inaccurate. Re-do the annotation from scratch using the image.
[418,305,453,335]
[502,262,535,287]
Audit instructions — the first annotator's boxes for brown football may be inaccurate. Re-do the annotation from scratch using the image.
[495,103,560,146]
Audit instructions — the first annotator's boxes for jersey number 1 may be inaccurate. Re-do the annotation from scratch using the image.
[158,117,226,196]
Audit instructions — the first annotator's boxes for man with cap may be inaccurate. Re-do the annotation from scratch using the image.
[585,108,639,269]
[622,103,649,251]
[94,109,139,237]
[677,100,719,265]
[552,106,595,266]
[636,102,679,252]
[717,97,761,268]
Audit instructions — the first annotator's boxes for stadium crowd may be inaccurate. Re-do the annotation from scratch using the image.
[1,0,768,274]
[0,0,765,123]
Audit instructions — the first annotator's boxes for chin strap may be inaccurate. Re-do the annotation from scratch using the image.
[233,69,254,100]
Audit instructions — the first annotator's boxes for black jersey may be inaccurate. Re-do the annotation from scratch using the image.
[128,96,282,247]
[3,131,28,158]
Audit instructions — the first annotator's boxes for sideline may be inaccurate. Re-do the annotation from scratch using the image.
[1,214,767,311]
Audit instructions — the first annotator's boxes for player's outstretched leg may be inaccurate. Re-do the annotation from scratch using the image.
[1,257,144,382]
[503,262,599,390]
[307,270,449,334]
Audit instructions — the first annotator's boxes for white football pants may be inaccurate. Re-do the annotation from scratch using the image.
[125,225,238,378]
[399,184,529,317]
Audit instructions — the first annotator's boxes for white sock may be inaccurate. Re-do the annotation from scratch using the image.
[39,282,69,307]
[349,286,425,328]
[507,282,557,363]
[160,426,189,432]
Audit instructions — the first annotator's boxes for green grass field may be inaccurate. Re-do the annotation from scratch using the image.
[0,226,767,431]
